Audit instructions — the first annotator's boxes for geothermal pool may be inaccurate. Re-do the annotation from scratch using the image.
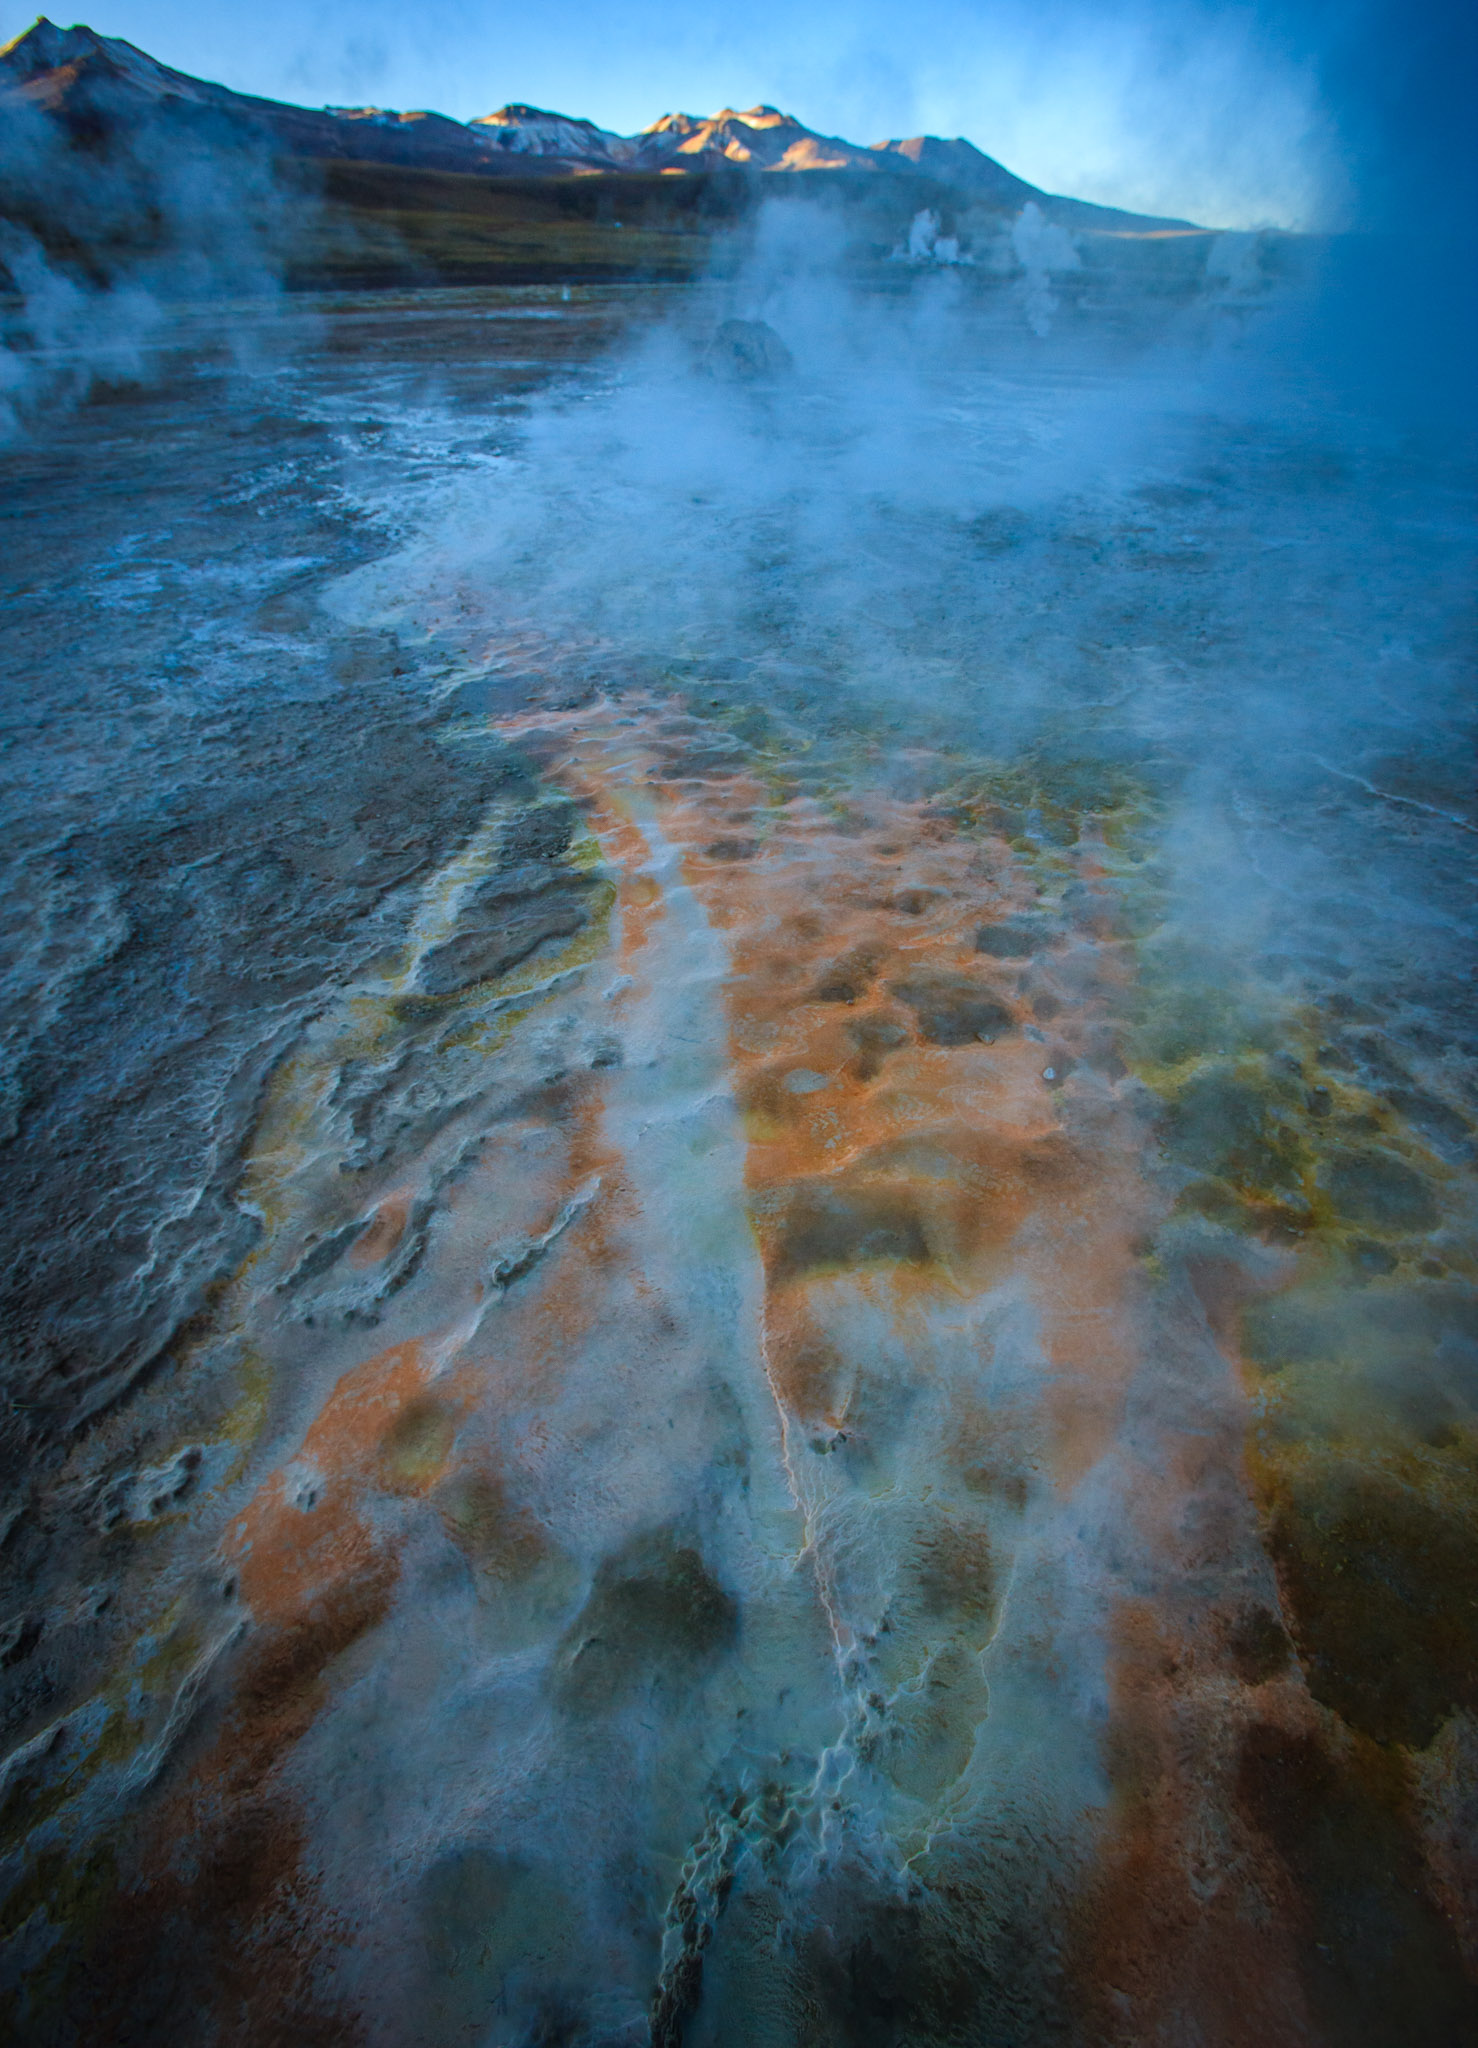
[1,261,1475,2045]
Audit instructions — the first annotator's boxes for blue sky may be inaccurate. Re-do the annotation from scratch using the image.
[3,1,1473,231]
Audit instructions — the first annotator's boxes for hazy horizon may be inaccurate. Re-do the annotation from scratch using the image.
[4,0,1472,232]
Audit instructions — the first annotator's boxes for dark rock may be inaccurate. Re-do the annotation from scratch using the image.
[760,1179,932,1280]
[416,879,595,996]
[975,917,1050,958]
[1323,1148,1438,1234]
[501,800,577,865]
[553,1529,737,1712]
[888,971,1016,1047]
[702,319,794,383]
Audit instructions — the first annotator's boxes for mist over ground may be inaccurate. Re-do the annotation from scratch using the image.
[1,6,1475,2044]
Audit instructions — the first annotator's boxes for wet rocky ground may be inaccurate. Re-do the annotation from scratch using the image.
[0,275,1474,2046]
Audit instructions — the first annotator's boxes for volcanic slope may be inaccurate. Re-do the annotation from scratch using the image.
[0,16,1194,225]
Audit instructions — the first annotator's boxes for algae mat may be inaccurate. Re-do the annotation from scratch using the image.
[4,684,1474,2045]
[0,278,1474,2046]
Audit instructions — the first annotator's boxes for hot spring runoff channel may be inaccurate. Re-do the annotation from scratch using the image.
[1,267,1475,2047]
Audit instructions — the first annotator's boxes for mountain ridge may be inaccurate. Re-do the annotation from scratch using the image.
[0,17,1196,230]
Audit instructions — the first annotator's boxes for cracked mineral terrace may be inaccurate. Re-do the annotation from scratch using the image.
[0,253,1475,2047]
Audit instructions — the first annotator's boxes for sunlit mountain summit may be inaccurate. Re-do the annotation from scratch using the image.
[0,16,1191,228]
